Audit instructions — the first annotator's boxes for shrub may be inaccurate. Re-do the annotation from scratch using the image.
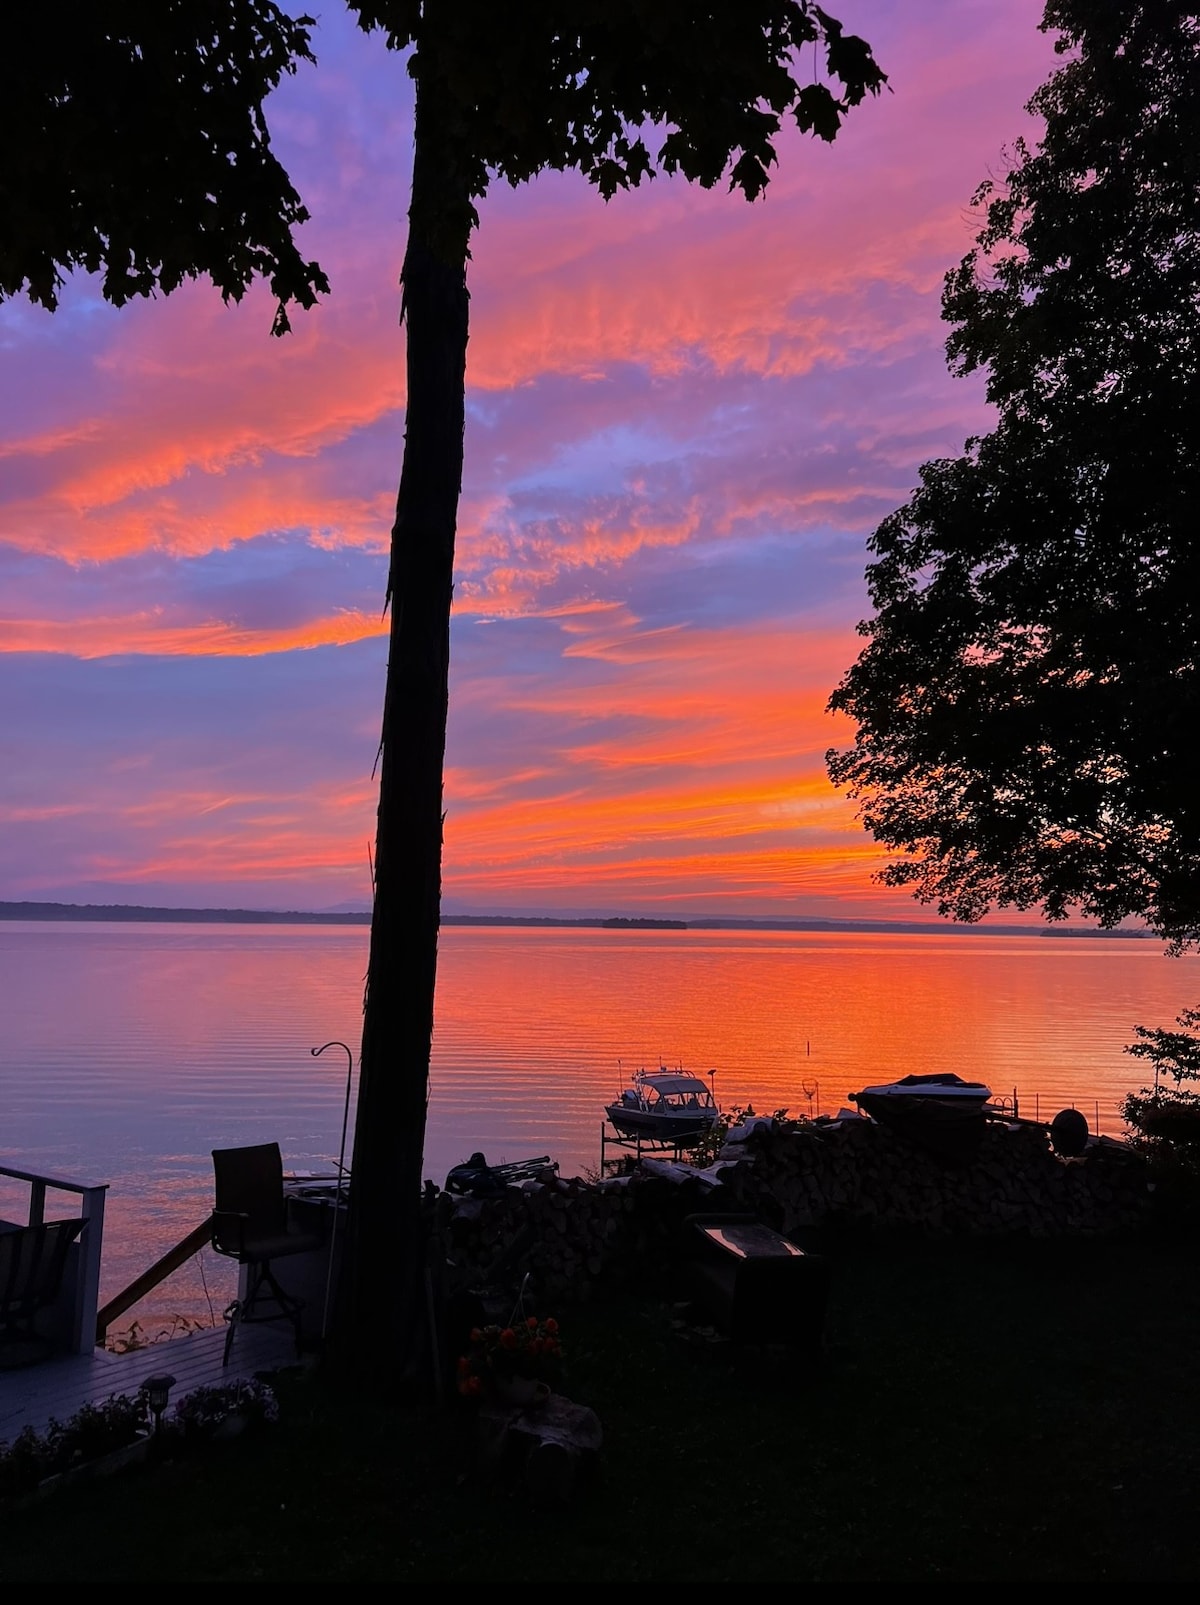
[0,1393,147,1500]
[1121,1007,1200,1207]
[167,1378,279,1441]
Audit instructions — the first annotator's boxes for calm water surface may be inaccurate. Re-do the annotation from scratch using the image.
[2,921,1197,1332]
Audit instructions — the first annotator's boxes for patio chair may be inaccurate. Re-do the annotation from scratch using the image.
[210,1143,324,1365]
[0,1217,86,1366]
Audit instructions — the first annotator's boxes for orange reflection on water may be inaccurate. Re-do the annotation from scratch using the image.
[4,922,1198,1336]
[429,927,1200,1176]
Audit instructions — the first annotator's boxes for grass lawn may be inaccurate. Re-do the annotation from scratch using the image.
[2,1229,1198,1581]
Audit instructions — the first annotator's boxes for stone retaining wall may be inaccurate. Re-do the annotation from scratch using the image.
[716,1117,1152,1238]
[435,1118,1154,1304]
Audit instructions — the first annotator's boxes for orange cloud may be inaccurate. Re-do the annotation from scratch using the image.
[0,608,387,659]
[439,612,875,907]
[442,838,897,911]
[2,138,997,571]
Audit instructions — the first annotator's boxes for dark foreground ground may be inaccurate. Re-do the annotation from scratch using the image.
[2,1229,1197,1581]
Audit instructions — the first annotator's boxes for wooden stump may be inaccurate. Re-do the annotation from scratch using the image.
[477,1391,602,1505]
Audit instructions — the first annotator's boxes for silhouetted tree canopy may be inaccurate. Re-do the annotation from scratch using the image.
[1122,1006,1200,1179]
[352,0,884,223]
[827,0,1200,951]
[1,3,327,333]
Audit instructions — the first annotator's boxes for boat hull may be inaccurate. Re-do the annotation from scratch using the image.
[850,1075,992,1163]
[604,1105,717,1144]
[851,1091,989,1127]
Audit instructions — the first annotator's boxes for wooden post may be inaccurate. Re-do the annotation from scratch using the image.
[73,1185,107,1353]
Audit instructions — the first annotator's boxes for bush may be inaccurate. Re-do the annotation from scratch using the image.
[0,1393,147,1500]
[1121,1007,1200,1208]
[689,1104,798,1168]
[167,1378,279,1442]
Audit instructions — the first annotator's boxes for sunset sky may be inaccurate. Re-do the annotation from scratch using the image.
[0,2,1060,919]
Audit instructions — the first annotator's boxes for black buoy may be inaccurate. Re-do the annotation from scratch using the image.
[1050,1106,1090,1157]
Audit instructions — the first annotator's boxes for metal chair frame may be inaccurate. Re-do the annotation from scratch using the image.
[210,1143,322,1366]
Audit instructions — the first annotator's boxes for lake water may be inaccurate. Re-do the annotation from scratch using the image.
[2,920,1197,1335]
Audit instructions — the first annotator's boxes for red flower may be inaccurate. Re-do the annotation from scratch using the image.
[499,1327,517,1350]
[526,1316,539,1330]
[544,1318,559,1334]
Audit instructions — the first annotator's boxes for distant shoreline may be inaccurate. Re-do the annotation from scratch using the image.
[0,899,1151,939]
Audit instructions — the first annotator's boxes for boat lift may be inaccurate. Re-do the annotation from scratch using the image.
[599,1120,709,1175]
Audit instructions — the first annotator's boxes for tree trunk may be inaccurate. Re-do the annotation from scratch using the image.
[339,72,472,1370]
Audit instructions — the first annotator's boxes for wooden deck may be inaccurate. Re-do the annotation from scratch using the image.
[0,1322,300,1441]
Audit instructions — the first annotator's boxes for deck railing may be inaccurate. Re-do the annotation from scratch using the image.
[94,1216,213,1343]
[0,1162,107,1354]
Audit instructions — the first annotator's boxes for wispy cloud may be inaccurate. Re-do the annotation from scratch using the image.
[0,0,1056,914]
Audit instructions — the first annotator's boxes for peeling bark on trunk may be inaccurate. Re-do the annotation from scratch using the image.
[340,74,471,1369]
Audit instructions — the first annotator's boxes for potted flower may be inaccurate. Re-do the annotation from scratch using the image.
[0,1394,149,1504]
[167,1378,280,1444]
[457,1316,563,1407]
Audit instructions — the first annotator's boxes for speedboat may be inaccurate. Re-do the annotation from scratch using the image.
[849,1073,993,1160]
[850,1073,992,1122]
[605,1066,720,1145]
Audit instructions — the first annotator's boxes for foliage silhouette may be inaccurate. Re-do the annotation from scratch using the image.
[2,4,327,333]
[827,0,1200,952]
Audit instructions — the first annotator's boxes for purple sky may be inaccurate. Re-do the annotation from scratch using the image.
[0,2,1059,917]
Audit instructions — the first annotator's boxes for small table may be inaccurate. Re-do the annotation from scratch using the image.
[697,1220,807,1261]
[686,1214,829,1348]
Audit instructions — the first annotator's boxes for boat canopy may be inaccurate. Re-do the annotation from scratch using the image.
[642,1073,712,1098]
[855,1073,990,1098]
[893,1074,989,1091]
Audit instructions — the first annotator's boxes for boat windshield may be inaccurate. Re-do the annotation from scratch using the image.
[644,1074,711,1101]
[659,1090,710,1109]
